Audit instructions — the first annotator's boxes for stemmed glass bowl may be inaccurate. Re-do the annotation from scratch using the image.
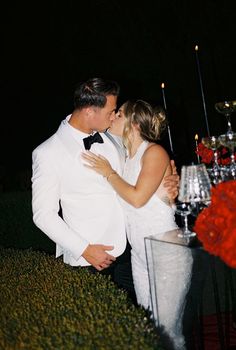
[218,132,236,179]
[201,136,221,184]
[215,100,236,134]
[175,202,195,238]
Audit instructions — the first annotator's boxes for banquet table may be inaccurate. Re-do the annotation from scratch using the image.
[145,228,236,350]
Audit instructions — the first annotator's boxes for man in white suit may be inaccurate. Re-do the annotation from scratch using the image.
[32,77,178,300]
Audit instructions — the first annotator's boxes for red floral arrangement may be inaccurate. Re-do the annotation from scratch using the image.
[193,180,236,268]
[196,142,234,165]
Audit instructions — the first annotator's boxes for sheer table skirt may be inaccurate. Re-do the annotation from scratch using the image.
[131,244,193,350]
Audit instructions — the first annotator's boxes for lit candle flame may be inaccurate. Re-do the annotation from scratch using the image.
[195,45,198,51]
[195,134,200,163]
[161,83,165,89]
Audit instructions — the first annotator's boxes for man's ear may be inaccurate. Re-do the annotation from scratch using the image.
[85,106,95,118]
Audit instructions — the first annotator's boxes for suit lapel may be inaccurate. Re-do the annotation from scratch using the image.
[56,119,84,159]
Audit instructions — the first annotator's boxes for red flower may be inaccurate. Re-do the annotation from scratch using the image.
[196,143,214,164]
[194,180,236,268]
[196,142,234,166]
[220,157,231,165]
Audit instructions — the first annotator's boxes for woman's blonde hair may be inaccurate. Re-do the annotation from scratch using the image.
[122,100,167,153]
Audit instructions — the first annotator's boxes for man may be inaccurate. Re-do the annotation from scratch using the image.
[32,77,178,300]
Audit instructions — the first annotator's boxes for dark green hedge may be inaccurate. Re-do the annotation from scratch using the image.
[0,247,163,350]
[0,191,54,253]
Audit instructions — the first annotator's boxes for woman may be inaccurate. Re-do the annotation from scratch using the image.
[82,100,192,349]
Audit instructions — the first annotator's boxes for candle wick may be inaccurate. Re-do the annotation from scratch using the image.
[160,82,173,154]
[195,47,211,136]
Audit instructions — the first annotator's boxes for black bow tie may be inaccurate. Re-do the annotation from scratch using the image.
[83,132,104,150]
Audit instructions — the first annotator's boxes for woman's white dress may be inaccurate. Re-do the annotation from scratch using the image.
[121,141,193,350]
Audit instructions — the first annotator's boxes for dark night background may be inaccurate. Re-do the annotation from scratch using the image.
[1,0,236,190]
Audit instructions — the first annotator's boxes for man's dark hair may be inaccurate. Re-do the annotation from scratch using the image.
[74,78,120,110]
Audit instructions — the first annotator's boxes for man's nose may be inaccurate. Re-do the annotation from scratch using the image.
[110,112,116,121]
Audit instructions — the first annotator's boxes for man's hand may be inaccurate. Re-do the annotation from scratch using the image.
[82,244,116,271]
[164,160,180,201]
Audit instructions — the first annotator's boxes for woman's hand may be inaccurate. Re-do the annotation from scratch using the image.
[82,151,114,178]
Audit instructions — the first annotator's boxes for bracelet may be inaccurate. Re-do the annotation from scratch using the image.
[107,171,117,181]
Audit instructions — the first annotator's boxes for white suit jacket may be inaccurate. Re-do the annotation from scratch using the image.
[32,116,127,266]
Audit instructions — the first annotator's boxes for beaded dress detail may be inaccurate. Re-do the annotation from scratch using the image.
[121,141,192,350]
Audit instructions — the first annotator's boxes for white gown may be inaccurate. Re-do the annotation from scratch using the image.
[121,141,193,350]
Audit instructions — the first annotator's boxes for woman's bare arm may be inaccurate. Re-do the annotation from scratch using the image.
[82,144,170,208]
